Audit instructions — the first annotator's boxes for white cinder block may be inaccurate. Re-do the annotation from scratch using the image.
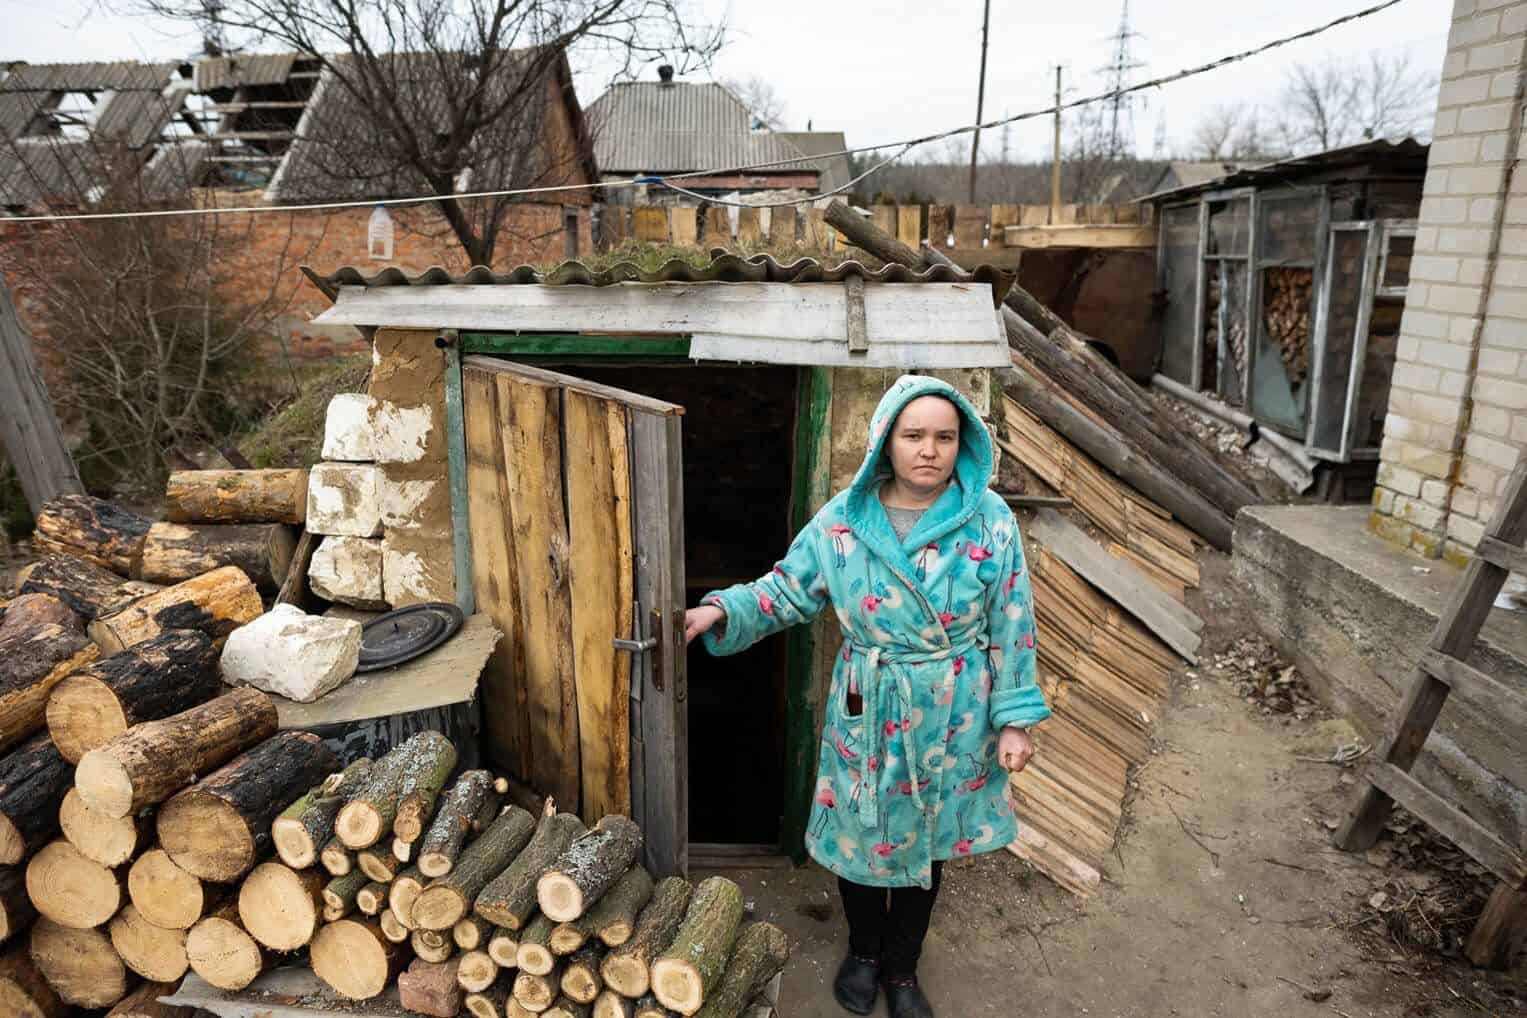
[308,536,387,610]
[322,393,379,462]
[219,604,361,703]
[370,400,434,463]
[307,463,383,537]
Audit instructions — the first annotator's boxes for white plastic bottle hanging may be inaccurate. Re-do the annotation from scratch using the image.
[368,204,394,260]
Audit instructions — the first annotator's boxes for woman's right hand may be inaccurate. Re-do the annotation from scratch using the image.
[684,604,726,644]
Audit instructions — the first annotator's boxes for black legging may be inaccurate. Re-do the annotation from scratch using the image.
[837,861,944,980]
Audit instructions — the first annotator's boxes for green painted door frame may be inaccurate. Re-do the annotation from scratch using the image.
[460,332,828,858]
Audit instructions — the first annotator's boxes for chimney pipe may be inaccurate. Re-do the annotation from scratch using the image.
[657,64,674,84]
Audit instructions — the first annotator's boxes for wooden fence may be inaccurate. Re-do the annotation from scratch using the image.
[595,201,1157,263]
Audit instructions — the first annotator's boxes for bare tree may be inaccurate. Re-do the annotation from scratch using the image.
[138,0,724,265]
[722,76,786,130]
[1188,104,1284,161]
[1277,51,1435,155]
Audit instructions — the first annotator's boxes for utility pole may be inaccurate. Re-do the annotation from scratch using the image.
[967,0,992,204]
[1051,65,1062,219]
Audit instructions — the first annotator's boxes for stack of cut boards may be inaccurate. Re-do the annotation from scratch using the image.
[1003,398,1199,600]
[997,395,1201,897]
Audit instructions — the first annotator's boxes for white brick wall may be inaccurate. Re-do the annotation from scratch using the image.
[1372,0,1527,557]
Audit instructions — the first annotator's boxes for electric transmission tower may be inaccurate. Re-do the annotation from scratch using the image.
[1097,1,1145,161]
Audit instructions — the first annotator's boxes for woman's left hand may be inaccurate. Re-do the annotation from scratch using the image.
[998,726,1034,773]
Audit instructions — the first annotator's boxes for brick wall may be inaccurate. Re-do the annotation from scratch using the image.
[1370,0,1527,564]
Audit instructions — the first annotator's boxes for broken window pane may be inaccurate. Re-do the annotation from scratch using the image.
[1158,204,1199,385]
[1206,198,1250,257]
[1309,229,1370,454]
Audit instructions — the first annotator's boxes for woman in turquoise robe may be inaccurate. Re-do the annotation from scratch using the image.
[685,374,1049,1018]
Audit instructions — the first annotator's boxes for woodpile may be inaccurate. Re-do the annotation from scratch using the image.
[1262,267,1314,384]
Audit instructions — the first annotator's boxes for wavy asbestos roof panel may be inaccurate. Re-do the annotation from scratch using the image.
[0,61,175,92]
[586,80,812,175]
[193,53,300,92]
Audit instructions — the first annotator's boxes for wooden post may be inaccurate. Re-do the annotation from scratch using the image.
[0,280,81,515]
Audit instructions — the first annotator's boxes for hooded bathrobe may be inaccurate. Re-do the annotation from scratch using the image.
[701,374,1050,889]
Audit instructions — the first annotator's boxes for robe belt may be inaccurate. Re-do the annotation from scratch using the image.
[843,636,985,829]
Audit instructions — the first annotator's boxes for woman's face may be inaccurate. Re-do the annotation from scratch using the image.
[887,396,960,495]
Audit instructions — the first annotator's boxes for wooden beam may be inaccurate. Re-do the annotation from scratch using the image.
[1003,225,1158,249]
[1465,882,1527,968]
[1365,762,1526,886]
[1418,650,1527,731]
[0,279,82,515]
[1474,535,1527,576]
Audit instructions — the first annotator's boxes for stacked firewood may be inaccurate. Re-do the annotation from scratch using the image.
[1262,266,1314,384]
[184,730,791,1018]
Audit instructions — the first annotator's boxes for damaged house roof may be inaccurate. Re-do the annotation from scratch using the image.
[304,251,1015,369]
[1139,138,1429,203]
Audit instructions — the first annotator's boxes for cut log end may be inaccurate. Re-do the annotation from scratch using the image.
[0,815,23,867]
[650,959,702,1016]
[488,929,519,967]
[156,790,257,884]
[73,750,135,819]
[312,918,406,1001]
[272,817,317,870]
[602,953,650,1000]
[539,874,584,924]
[519,941,556,977]
[336,802,385,850]
[418,852,452,878]
[26,839,124,930]
[379,909,410,944]
[413,885,469,931]
[321,837,352,876]
[28,918,129,1008]
[357,848,397,884]
[185,916,266,991]
[45,674,128,765]
[237,862,323,953]
[58,788,142,868]
[108,904,190,983]
[457,950,499,992]
[127,849,204,931]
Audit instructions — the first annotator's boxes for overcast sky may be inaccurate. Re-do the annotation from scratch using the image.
[9,0,1454,161]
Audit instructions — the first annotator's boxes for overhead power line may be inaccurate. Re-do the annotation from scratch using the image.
[1,0,1407,225]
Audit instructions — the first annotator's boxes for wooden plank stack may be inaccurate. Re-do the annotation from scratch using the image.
[1001,397,1200,599]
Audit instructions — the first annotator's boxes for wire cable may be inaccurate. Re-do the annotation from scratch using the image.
[0,0,1408,225]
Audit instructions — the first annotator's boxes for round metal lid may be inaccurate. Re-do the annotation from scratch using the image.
[356,602,465,673]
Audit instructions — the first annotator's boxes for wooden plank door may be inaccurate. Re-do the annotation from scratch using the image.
[460,356,688,874]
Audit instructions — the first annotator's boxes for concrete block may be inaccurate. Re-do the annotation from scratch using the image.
[1471,197,1502,222]
[307,463,383,537]
[1505,2,1527,36]
[1440,369,1471,398]
[1374,487,1397,515]
[380,461,449,532]
[1454,487,1482,518]
[1411,254,1462,284]
[1423,283,1481,315]
[308,536,387,610]
[1493,257,1527,289]
[1462,456,1505,495]
[322,393,378,462]
[1439,74,1493,109]
[1421,194,1471,224]
[1511,415,1527,442]
[383,530,455,608]
[220,604,361,703]
[1482,316,1527,349]
[1449,166,1504,197]
[1474,403,1514,438]
[371,399,439,464]
[1455,12,1504,48]
[1461,100,1518,134]
[1399,308,1449,339]
[1439,225,1492,253]
[1396,495,1447,532]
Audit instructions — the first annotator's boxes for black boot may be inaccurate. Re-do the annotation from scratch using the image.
[883,976,934,1018]
[832,954,880,1015]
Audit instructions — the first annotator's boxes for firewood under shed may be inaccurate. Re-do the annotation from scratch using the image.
[538,815,644,923]
[46,630,221,764]
[418,769,503,877]
[476,803,585,930]
[414,803,536,930]
[75,686,278,818]
[156,730,336,882]
[600,877,693,1000]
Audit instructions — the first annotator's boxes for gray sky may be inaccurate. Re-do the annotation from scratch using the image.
[9,0,1454,161]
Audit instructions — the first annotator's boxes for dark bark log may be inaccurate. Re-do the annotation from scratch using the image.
[0,622,97,755]
[127,849,208,931]
[19,554,155,620]
[0,593,79,640]
[538,816,644,923]
[419,770,498,877]
[0,941,66,1018]
[393,731,458,843]
[515,966,561,1013]
[32,494,150,576]
[165,469,308,525]
[312,916,410,1000]
[46,630,220,764]
[28,917,129,1008]
[453,914,493,951]
[108,904,189,983]
[324,869,371,920]
[517,913,556,974]
[399,957,463,1017]
[86,565,263,655]
[0,732,71,866]
[456,948,499,992]
[562,941,605,1004]
[273,758,374,870]
[475,805,585,930]
[415,805,536,930]
[105,979,196,1018]
[600,878,693,1000]
[650,878,744,1015]
[75,686,278,818]
[691,923,788,1018]
[156,730,336,882]
[184,900,272,991]
[25,838,127,929]
[237,861,326,952]
[0,865,36,946]
[586,866,654,948]
[139,522,299,593]
[466,978,512,1018]
[356,879,390,917]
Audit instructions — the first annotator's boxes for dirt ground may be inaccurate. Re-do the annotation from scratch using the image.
[700,551,1526,1018]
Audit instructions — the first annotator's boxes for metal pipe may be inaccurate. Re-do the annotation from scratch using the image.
[1151,372,1255,432]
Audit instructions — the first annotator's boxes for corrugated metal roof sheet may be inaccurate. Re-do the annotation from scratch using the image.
[778,131,851,193]
[1140,138,1428,203]
[586,81,814,175]
[138,139,209,200]
[0,91,48,141]
[94,86,190,149]
[308,253,1012,369]
[304,252,1014,304]
[0,61,174,92]
[193,53,300,92]
[0,139,118,206]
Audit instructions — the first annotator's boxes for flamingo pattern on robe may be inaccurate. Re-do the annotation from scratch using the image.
[701,374,1049,889]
